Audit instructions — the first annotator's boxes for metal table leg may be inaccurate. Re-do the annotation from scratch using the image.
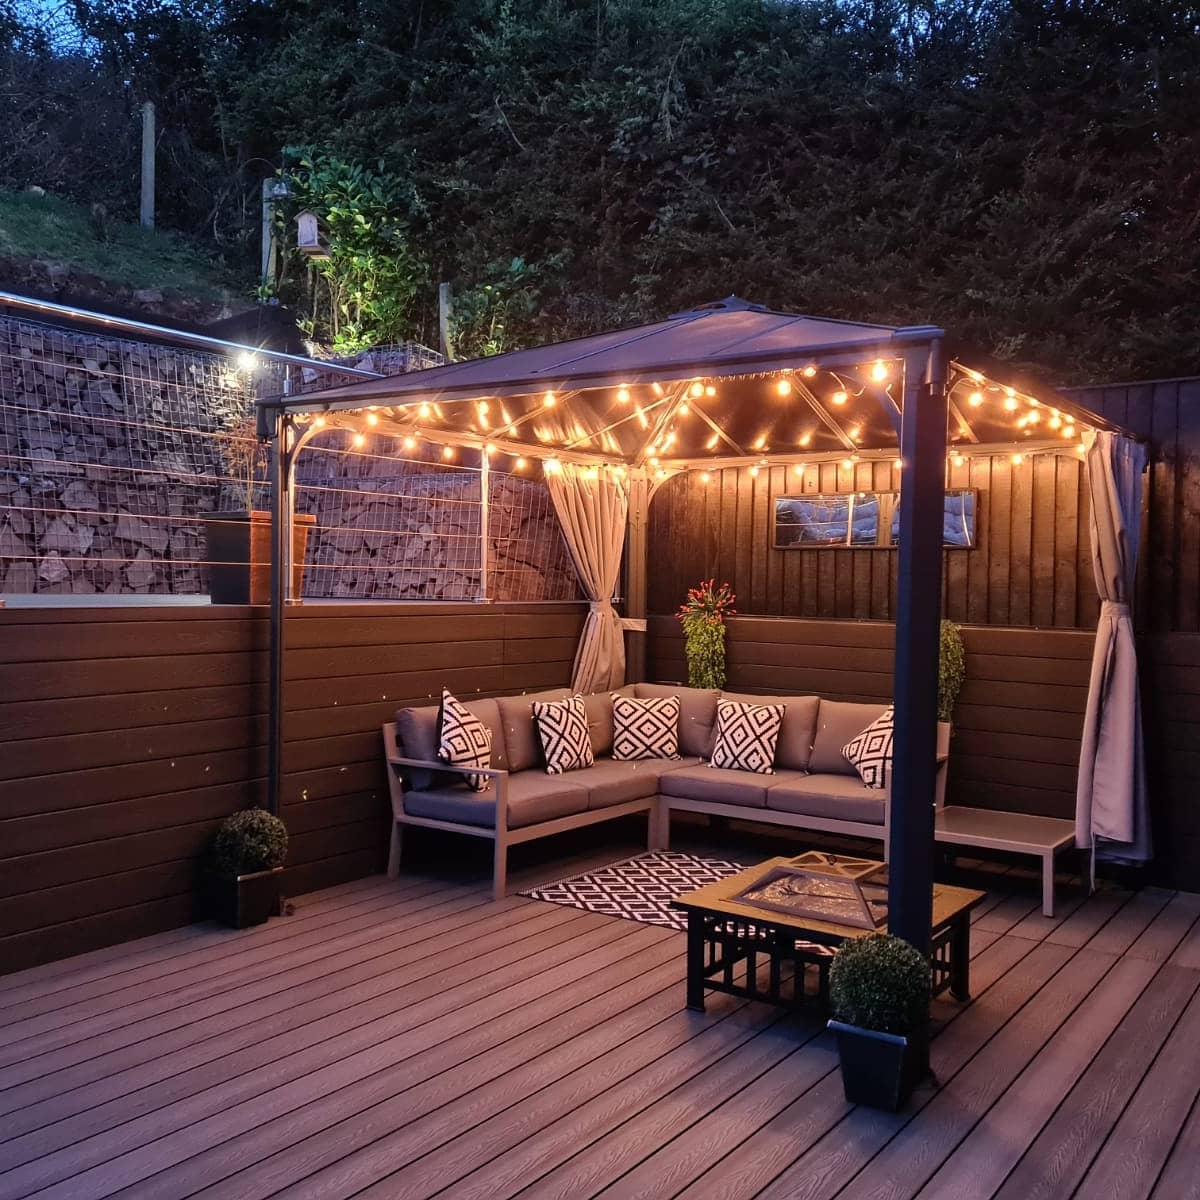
[686,910,707,1011]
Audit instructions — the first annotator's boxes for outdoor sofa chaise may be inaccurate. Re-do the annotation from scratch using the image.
[383,684,949,899]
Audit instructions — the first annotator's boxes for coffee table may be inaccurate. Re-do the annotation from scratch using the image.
[670,856,985,1014]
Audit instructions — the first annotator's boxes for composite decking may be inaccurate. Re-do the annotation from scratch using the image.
[1,842,1198,1200]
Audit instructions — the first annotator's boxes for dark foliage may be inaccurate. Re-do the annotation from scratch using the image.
[829,932,931,1035]
[4,1,1199,380]
[212,807,288,877]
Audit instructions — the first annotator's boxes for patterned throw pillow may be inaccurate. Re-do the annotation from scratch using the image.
[438,689,493,792]
[842,706,895,790]
[533,694,595,775]
[611,694,680,761]
[708,700,785,774]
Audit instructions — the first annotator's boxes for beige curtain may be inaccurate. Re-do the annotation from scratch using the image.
[545,463,629,693]
[1076,430,1150,865]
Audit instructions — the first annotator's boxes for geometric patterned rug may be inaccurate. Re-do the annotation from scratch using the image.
[522,850,748,932]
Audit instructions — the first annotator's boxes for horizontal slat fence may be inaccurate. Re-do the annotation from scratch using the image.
[0,602,585,974]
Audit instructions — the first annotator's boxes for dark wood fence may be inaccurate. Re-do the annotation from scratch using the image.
[647,453,1099,630]
[0,602,585,974]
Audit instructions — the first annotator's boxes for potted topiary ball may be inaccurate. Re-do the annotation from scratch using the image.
[207,808,288,928]
[827,933,931,1110]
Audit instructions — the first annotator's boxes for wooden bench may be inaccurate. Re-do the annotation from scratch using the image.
[934,806,1079,917]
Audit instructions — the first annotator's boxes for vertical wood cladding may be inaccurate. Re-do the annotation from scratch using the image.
[647,454,1101,630]
[0,602,585,974]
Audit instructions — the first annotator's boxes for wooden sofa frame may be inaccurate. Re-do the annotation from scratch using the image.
[383,722,949,901]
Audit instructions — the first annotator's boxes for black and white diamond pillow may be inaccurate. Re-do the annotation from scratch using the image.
[533,694,595,775]
[843,706,894,790]
[709,700,785,775]
[438,689,492,791]
[611,695,680,761]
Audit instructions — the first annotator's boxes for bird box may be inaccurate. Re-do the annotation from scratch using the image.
[295,210,329,259]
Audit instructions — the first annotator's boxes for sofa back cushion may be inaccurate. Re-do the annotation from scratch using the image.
[583,685,634,757]
[634,683,720,758]
[396,697,508,788]
[497,688,573,772]
[809,699,891,775]
[719,692,820,771]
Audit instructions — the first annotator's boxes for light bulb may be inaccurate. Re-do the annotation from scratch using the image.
[545,457,561,473]
[776,378,793,397]
[484,442,495,456]
[314,415,326,428]
[831,390,848,406]
[616,386,630,403]
[352,432,365,448]
[478,400,489,415]
[652,382,664,396]
[690,381,704,398]
[1049,414,1063,430]
[1011,453,1024,465]
[871,360,889,383]
[793,464,805,477]
[678,402,690,415]
[705,433,720,450]
[802,364,817,378]
[968,391,984,407]
[542,391,556,408]
[1027,409,1040,424]
[442,445,454,460]
[750,465,760,478]
[418,402,431,420]
[403,436,416,451]
[705,385,716,397]
[656,468,667,479]
[236,351,257,372]
[700,471,711,483]
[752,435,767,451]
[952,453,966,467]
[1063,424,1076,439]
[514,457,527,470]
[893,458,903,469]
[366,412,378,426]
[841,458,853,470]
[798,432,812,447]
[849,427,861,441]
[1004,396,1019,412]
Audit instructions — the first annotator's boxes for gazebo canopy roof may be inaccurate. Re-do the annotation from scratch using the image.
[263,297,1127,469]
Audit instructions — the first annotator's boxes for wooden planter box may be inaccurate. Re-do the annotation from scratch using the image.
[202,510,316,604]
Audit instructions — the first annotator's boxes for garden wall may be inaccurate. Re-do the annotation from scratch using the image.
[0,601,586,974]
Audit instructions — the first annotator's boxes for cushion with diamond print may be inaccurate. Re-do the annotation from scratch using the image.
[611,694,680,761]
[437,688,493,791]
[708,699,785,775]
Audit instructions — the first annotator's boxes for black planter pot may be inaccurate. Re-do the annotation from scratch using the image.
[827,1019,929,1111]
[207,867,283,929]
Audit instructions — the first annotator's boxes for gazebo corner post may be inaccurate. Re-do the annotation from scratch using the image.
[624,471,650,684]
[888,338,949,955]
[478,447,490,602]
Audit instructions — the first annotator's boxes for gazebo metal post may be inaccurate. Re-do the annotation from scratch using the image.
[887,339,948,954]
[624,472,650,683]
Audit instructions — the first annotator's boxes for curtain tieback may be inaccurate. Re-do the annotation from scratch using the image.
[1099,599,1132,619]
[588,600,615,615]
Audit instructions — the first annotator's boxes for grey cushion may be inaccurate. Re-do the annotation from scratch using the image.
[659,764,809,809]
[496,688,573,772]
[719,692,820,771]
[766,773,887,826]
[582,686,635,757]
[396,698,508,789]
[809,700,891,775]
[634,683,719,758]
[404,770,588,829]
[566,755,703,811]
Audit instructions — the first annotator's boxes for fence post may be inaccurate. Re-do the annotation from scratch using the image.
[139,102,156,230]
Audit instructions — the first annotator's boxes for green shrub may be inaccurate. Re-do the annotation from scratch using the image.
[829,933,930,1036]
[938,620,966,723]
[212,808,288,878]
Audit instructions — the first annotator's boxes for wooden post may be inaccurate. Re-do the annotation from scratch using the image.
[624,472,650,684]
[888,339,948,954]
[438,282,454,360]
[139,102,156,231]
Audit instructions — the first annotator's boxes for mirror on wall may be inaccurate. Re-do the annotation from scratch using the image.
[774,489,978,549]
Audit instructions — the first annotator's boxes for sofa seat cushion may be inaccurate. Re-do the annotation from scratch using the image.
[396,698,508,789]
[809,700,891,775]
[660,764,810,809]
[566,756,703,810]
[634,684,719,758]
[719,692,820,771]
[766,773,887,826]
[404,771,589,830]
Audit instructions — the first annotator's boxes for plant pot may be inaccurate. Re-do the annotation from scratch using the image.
[207,866,284,929]
[202,511,316,604]
[937,721,952,758]
[827,1019,928,1111]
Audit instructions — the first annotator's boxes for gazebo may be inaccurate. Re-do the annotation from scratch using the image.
[257,296,1147,952]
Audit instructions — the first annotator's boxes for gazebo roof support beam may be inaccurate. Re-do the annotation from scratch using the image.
[795,379,859,452]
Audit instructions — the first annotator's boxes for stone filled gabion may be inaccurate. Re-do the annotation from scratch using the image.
[0,316,578,601]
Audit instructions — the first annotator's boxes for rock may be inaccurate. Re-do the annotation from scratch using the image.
[3,561,36,592]
[0,521,29,556]
[114,511,170,553]
[124,549,157,589]
[132,288,164,305]
[37,550,69,583]
[62,481,100,511]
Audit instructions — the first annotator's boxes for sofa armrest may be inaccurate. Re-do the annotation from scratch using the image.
[384,752,512,831]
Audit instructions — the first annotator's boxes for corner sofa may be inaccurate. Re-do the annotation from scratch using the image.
[383,683,949,899]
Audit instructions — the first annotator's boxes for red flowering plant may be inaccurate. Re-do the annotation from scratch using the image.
[676,579,736,688]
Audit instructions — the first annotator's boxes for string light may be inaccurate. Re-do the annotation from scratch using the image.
[893,458,903,469]
[403,436,417,451]
[705,433,720,450]
[514,457,527,470]
[798,432,812,447]
[831,390,848,406]
[366,411,378,426]
[1049,413,1063,430]
[545,457,562,473]
[752,435,767,451]
[483,442,495,456]
[616,386,631,403]
[237,351,257,372]
[705,385,717,397]
[871,360,889,383]
[803,365,817,378]
[442,445,455,460]
[793,464,805,477]
[418,403,432,420]
[1063,423,1076,439]
[841,457,854,470]
[352,433,365,448]
[700,471,711,483]
[968,391,984,407]
[477,400,489,415]
[689,381,704,398]
[652,382,665,396]
[1004,395,1019,412]
[952,453,966,468]
[1011,453,1024,465]
[543,391,557,408]
[750,465,760,478]
[849,427,861,441]
[314,415,326,428]
[1026,409,1041,424]
[776,378,793,397]
[678,401,690,415]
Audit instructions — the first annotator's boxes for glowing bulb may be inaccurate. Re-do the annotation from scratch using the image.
[678,402,690,416]
[664,431,676,447]
[849,427,861,441]
[655,468,667,479]
[545,457,562,473]
[484,442,495,456]
[403,436,416,451]
[690,381,704,398]
[442,445,455,460]
[616,386,631,403]
[352,433,365,448]
[952,454,966,468]
[871,360,889,383]
[841,458,853,470]
[1049,414,1063,430]
[705,433,720,450]
[968,391,984,407]
[478,400,489,415]
[700,471,711,483]
[705,385,716,397]
[894,458,903,469]
[776,378,793,397]
[584,466,599,480]
[236,351,257,372]
[543,391,557,408]
[969,370,984,384]
[649,456,659,467]
[1063,424,1076,439]
[514,457,527,470]
[1076,443,1087,457]
[750,465,760,478]
[1004,396,1019,412]
[314,415,326,428]
[366,412,378,426]
[831,390,848,406]
[1026,409,1040,424]
[752,435,767,451]
[652,382,664,397]
[802,365,817,378]
[1011,453,1024,465]
[798,432,812,447]
[793,464,805,477]
[418,403,432,420]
